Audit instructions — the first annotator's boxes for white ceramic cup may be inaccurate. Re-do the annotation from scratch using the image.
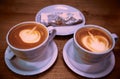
[73,24,117,64]
[6,21,56,62]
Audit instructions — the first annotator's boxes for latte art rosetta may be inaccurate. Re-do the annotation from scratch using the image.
[19,29,41,43]
[81,32,109,52]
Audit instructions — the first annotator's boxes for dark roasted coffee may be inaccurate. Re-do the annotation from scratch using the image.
[75,27,113,53]
[8,23,48,49]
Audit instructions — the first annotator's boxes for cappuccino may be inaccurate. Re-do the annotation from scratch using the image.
[8,23,48,49]
[75,27,113,53]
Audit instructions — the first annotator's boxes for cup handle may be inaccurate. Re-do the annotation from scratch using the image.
[111,33,118,41]
[47,26,56,43]
[7,47,16,60]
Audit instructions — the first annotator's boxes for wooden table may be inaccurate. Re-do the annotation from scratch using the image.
[0,0,120,79]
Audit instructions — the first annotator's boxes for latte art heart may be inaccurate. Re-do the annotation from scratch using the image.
[19,29,41,43]
[81,32,109,53]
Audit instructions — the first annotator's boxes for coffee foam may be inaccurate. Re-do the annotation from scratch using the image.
[19,29,41,43]
[75,27,112,53]
[8,23,48,49]
[81,32,109,52]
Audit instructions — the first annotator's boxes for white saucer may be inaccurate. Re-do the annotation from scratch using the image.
[63,38,115,78]
[35,4,85,36]
[4,41,58,76]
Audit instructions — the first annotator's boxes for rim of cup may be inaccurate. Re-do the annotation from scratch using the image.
[6,21,49,51]
[74,24,115,55]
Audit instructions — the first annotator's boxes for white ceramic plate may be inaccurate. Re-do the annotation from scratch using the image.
[4,41,58,76]
[35,4,85,36]
[63,38,115,78]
